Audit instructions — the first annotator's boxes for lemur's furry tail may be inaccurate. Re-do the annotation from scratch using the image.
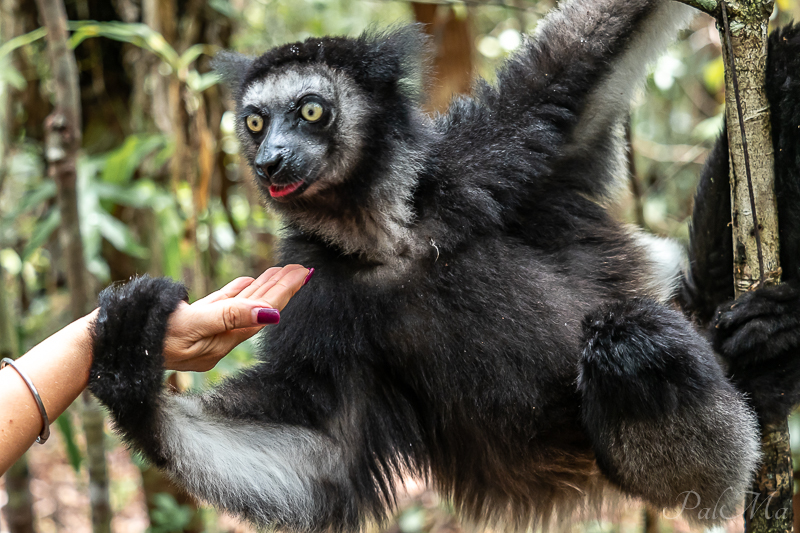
[680,23,800,324]
[678,136,733,324]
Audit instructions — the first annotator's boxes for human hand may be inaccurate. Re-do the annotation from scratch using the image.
[162,264,313,371]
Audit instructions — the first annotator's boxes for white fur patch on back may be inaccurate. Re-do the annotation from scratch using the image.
[159,395,345,529]
[633,230,686,303]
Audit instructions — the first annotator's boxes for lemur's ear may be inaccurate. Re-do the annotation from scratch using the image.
[212,51,254,101]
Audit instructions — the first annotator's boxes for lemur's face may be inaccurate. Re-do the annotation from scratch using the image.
[238,64,370,203]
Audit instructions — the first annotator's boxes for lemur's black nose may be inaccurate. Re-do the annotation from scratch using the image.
[256,154,284,180]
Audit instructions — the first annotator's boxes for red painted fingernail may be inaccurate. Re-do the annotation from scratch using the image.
[256,308,280,325]
[303,268,315,286]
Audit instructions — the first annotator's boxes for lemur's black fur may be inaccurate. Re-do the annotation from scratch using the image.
[89,1,800,531]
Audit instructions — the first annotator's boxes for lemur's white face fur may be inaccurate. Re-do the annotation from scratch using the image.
[234,60,430,265]
[237,64,371,202]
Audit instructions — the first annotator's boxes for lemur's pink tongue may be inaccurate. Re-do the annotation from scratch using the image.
[269,181,303,198]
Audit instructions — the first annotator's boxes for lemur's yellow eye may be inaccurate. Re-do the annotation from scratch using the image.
[300,101,324,122]
[246,114,264,132]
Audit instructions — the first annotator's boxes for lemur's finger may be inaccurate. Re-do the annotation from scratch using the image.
[194,276,257,306]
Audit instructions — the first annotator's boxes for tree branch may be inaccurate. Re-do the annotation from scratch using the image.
[675,0,720,16]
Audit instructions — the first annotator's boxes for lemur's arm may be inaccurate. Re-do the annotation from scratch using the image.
[482,0,696,198]
[89,276,362,532]
[766,24,800,284]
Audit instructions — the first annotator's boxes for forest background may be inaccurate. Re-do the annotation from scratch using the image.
[2,0,800,532]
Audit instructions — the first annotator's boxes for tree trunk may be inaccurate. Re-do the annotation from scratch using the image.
[34,1,112,532]
[717,1,790,532]
[676,0,789,530]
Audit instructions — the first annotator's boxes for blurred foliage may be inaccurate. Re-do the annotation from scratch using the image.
[3,0,800,532]
[147,493,196,533]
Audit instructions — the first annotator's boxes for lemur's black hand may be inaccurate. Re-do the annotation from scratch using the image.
[90,276,188,439]
[711,281,800,425]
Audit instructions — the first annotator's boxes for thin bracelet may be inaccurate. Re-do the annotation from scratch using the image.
[1,357,50,444]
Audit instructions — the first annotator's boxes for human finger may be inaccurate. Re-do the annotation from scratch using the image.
[253,267,310,311]
[236,267,286,299]
[193,276,256,306]
[186,297,283,338]
[250,265,312,301]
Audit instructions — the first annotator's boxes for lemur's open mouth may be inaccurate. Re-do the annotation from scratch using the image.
[269,181,305,198]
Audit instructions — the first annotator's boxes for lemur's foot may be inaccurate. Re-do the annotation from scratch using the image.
[711,281,800,425]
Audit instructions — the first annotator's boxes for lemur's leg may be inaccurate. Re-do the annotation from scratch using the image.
[89,277,360,532]
[681,24,800,322]
[578,299,759,524]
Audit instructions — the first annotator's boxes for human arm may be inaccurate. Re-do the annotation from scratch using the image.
[0,265,311,475]
[0,310,96,475]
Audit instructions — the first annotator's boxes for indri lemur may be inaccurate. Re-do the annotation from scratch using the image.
[89,0,800,529]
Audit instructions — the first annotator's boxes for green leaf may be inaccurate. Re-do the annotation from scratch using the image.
[702,56,725,95]
[55,413,83,473]
[67,21,179,68]
[100,134,166,185]
[0,249,22,276]
[21,208,60,262]
[157,208,184,280]
[93,180,170,209]
[208,0,236,18]
[148,493,195,533]
[186,70,220,93]
[177,44,216,71]
[0,61,27,90]
[0,27,47,61]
